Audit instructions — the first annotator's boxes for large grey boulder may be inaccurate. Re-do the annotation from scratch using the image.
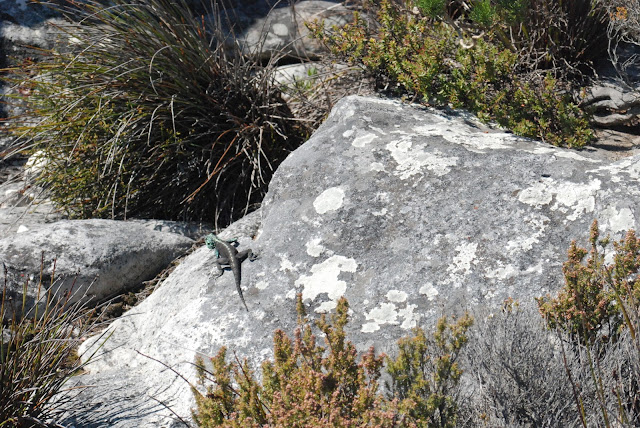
[0,219,193,318]
[63,96,640,426]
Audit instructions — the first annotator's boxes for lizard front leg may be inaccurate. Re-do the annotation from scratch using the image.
[213,257,230,278]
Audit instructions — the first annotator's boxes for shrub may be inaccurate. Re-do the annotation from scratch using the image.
[386,313,472,428]
[6,0,306,226]
[537,220,640,347]
[463,299,581,427]
[537,220,640,426]
[596,1,640,77]
[309,0,596,147]
[593,319,640,427]
[191,295,473,427]
[1,266,105,426]
[415,0,608,74]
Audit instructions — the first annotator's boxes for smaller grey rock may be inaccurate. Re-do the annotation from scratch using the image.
[0,200,64,235]
[274,61,349,90]
[0,157,66,234]
[581,82,640,127]
[1,19,64,50]
[127,219,213,241]
[0,219,194,319]
[0,0,59,27]
[235,1,353,61]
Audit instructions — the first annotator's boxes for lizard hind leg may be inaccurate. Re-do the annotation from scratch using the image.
[234,250,253,263]
[211,258,230,278]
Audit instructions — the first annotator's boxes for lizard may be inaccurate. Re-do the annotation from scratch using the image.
[205,233,257,311]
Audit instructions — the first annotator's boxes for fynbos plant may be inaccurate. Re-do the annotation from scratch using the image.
[386,314,473,428]
[192,296,393,427]
[309,0,594,147]
[538,220,640,426]
[537,220,640,346]
[191,295,472,427]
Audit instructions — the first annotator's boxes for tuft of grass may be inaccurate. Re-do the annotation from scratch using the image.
[6,0,306,226]
[1,262,106,427]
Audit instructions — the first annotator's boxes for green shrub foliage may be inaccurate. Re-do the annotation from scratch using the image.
[310,0,601,147]
[8,0,305,225]
[415,0,608,71]
[191,295,473,427]
[386,314,473,428]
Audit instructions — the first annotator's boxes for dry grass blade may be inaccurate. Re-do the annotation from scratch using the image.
[1,261,108,426]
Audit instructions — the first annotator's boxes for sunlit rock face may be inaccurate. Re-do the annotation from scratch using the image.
[65,95,640,426]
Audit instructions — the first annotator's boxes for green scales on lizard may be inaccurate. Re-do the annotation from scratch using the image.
[205,233,258,311]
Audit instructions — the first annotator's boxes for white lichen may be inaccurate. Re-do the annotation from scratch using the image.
[386,136,458,179]
[313,187,345,214]
[386,290,408,302]
[517,178,601,222]
[419,283,439,301]
[352,131,378,148]
[305,238,326,257]
[295,255,358,312]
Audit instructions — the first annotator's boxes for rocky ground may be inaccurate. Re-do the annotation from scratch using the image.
[0,142,63,235]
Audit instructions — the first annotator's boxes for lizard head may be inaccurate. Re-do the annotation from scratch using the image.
[204,233,218,250]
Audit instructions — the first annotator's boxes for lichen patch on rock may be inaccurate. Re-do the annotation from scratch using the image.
[352,131,378,148]
[386,136,458,179]
[294,255,358,312]
[313,186,345,214]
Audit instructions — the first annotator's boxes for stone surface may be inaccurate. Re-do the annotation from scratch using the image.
[590,127,640,161]
[0,7,66,118]
[274,61,349,89]
[234,0,352,60]
[0,0,58,27]
[0,200,65,235]
[0,0,63,72]
[126,219,213,241]
[0,219,194,318]
[581,82,640,127]
[579,44,640,128]
[63,95,640,426]
[0,150,67,234]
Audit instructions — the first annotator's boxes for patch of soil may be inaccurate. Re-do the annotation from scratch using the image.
[589,127,640,161]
